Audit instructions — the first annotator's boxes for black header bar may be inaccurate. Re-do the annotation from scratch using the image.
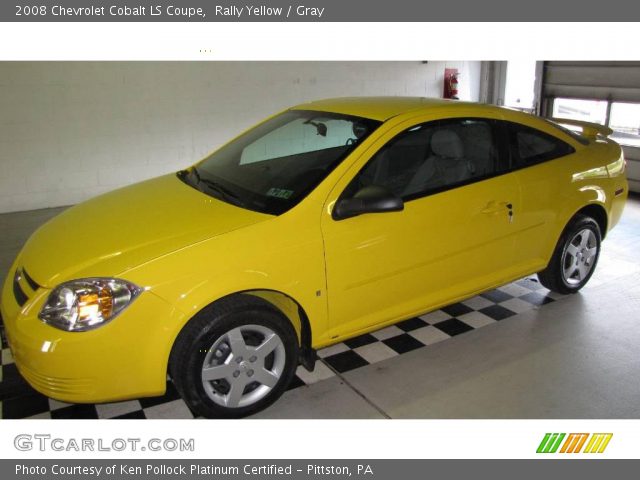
[3,0,640,22]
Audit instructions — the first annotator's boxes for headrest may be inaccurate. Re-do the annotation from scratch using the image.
[431,129,464,159]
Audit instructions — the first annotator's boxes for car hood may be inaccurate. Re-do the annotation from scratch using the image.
[19,174,271,287]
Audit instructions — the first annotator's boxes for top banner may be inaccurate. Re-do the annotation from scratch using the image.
[3,0,640,22]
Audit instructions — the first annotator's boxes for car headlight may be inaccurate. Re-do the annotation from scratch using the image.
[39,278,142,332]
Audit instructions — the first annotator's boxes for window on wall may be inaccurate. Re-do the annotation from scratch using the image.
[552,98,608,125]
[551,97,640,147]
[609,102,640,147]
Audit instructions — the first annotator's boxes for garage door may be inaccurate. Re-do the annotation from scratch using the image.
[541,61,640,193]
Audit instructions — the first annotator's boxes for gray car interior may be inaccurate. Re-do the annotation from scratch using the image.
[356,119,498,199]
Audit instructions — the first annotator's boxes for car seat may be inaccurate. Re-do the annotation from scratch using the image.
[403,129,469,196]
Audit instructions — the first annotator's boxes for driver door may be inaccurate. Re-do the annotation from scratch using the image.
[320,116,520,341]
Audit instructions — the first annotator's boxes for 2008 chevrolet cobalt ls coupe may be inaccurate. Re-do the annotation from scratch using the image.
[1,97,628,417]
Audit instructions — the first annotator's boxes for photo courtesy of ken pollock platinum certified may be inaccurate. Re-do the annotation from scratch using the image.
[15,463,362,476]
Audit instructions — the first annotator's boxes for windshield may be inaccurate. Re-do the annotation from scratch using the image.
[179,110,381,215]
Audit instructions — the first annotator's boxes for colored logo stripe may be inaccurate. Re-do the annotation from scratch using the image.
[537,433,612,453]
[583,433,613,453]
[537,433,566,453]
[560,433,589,453]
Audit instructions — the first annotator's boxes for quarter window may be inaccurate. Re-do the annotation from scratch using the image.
[345,118,502,200]
[507,123,575,167]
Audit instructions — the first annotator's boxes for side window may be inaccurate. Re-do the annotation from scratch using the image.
[507,122,575,167]
[345,118,501,200]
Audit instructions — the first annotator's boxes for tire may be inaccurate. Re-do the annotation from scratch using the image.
[537,214,602,295]
[169,294,299,418]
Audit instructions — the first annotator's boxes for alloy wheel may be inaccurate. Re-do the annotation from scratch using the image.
[201,324,286,408]
[561,228,598,286]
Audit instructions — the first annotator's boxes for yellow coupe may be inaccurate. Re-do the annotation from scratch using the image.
[1,97,628,417]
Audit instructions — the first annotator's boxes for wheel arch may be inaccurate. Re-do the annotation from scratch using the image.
[243,289,312,353]
[573,202,608,239]
[538,202,606,294]
[168,289,314,376]
[542,200,609,272]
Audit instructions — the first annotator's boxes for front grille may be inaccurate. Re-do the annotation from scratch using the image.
[12,268,40,307]
[22,269,40,291]
[12,271,28,306]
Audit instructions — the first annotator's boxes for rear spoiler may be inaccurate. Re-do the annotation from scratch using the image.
[549,117,613,139]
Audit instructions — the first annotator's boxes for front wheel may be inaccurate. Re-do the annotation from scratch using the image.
[537,214,601,294]
[169,295,299,418]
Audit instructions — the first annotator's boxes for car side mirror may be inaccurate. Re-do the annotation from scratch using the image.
[333,185,404,220]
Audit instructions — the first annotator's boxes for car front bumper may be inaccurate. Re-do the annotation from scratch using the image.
[1,267,184,404]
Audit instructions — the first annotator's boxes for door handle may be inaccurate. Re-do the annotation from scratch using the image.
[481,201,512,215]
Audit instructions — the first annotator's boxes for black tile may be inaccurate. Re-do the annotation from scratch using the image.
[51,404,99,419]
[441,303,474,318]
[480,305,517,321]
[343,333,378,349]
[383,334,425,354]
[2,392,50,418]
[480,289,513,303]
[519,292,555,306]
[1,362,20,382]
[0,325,7,349]
[433,319,474,337]
[322,351,368,373]
[286,375,305,391]
[113,410,146,419]
[139,381,181,409]
[396,317,428,332]
[0,364,36,401]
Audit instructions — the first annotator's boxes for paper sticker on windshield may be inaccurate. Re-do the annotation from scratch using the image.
[266,187,294,199]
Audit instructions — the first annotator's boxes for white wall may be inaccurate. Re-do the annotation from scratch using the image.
[0,61,482,213]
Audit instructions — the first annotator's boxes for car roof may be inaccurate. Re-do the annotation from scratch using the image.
[290,96,502,121]
[290,97,587,149]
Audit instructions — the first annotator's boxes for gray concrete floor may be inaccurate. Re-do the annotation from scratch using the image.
[1,195,639,418]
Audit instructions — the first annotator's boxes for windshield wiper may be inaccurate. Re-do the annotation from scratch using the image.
[191,167,246,208]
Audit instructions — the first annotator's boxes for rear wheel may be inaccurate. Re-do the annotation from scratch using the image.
[537,214,601,294]
[170,295,298,418]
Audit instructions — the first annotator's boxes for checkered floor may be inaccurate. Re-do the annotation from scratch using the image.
[0,276,563,419]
